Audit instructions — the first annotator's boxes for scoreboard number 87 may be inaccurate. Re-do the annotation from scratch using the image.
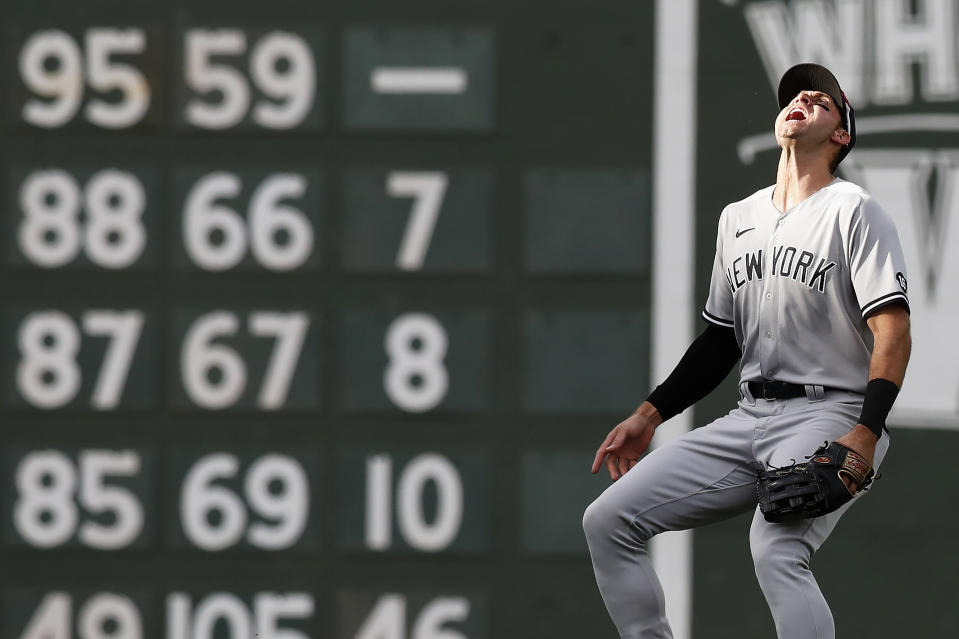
[16,310,144,409]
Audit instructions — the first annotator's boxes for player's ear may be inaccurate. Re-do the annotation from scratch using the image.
[831,128,850,146]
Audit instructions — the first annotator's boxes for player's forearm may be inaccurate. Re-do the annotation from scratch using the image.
[865,307,911,386]
[853,306,911,438]
[644,323,741,421]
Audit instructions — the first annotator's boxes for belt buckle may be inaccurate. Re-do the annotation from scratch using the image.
[757,382,770,400]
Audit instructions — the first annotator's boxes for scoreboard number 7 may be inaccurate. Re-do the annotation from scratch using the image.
[387,171,448,271]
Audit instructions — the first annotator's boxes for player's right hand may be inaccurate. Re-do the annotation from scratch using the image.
[591,401,662,481]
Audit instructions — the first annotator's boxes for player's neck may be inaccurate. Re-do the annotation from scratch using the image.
[773,148,835,213]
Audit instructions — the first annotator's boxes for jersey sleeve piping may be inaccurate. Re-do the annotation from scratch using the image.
[860,292,910,319]
[702,309,734,327]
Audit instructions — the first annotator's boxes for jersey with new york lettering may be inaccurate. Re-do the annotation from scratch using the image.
[703,178,909,393]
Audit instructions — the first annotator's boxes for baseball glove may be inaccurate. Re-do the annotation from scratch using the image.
[756,441,876,523]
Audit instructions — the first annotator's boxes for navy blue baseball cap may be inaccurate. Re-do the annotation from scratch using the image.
[777,63,856,166]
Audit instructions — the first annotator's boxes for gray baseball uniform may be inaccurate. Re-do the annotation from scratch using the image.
[583,178,908,639]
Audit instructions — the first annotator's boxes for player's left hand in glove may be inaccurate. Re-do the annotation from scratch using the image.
[756,441,876,523]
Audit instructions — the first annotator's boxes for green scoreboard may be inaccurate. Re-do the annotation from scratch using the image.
[0,1,654,637]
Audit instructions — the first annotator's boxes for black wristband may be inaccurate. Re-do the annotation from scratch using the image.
[858,378,899,437]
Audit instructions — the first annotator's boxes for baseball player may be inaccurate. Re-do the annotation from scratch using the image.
[582,63,911,639]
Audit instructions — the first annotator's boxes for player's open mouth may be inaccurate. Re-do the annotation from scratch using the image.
[786,109,806,121]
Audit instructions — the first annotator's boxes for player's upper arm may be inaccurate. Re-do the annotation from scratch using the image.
[702,208,734,327]
[865,304,910,340]
[846,197,910,319]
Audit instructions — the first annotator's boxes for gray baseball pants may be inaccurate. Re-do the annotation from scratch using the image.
[582,385,890,639]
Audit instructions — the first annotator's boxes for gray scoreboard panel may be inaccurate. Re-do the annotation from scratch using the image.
[343,28,494,132]
[524,310,649,414]
[524,169,651,274]
[521,452,611,554]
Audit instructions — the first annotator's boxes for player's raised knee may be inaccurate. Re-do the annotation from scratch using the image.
[582,495,613,542]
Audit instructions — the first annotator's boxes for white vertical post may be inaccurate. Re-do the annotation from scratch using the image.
[651,1,699,639]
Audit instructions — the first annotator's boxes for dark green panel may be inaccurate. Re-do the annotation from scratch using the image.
[524,169,650,274]
[340,308,489,413]
[343,27,494,132]
[521,451,610,554]
[0,3,657,639]
[341,168,492,273]
[524,310,649,414]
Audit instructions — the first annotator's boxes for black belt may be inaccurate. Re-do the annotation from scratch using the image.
[747,380,827,400]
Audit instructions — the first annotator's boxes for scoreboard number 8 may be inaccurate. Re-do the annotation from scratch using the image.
[384,314,449,413]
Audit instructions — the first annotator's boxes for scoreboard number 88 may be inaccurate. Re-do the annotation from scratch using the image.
[17,169,147,269]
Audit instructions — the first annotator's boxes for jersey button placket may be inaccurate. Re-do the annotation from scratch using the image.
[763,216,784,379]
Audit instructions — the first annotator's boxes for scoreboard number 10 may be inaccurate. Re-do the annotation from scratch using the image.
[365,453,463,552]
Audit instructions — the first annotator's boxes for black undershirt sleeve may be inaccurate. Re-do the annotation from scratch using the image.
[645,323,741,422]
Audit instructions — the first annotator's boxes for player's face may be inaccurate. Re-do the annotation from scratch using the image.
[775,90,844,148]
